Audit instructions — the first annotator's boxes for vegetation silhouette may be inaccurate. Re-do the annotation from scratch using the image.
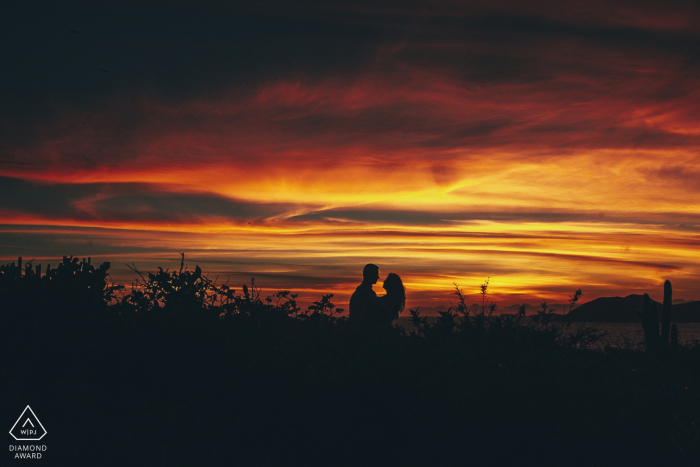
[639,280,680,354]
[1,255,700,466]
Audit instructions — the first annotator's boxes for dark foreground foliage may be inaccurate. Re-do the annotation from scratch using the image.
[1,257,700,466]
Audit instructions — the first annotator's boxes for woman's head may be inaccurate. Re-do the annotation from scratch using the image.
[382,273,406,313]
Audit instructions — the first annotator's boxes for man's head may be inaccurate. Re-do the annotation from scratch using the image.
[362,263,380,284]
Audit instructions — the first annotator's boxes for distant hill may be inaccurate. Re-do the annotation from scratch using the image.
[555,295,700,323]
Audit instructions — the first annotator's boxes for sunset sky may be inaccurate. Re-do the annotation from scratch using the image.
[2,1,700,310]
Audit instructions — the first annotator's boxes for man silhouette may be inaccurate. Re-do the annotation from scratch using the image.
[349,264,379,322]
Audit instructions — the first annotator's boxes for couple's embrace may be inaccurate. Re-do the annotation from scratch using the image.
[348,264,405,327]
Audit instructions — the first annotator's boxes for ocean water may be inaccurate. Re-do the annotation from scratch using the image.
[396,317,700,349]
[566,322,700,349]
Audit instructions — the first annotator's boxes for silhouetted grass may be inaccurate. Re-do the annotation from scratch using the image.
[1,256,700,466]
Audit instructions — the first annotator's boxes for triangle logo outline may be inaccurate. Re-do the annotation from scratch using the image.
[9,406,47,441]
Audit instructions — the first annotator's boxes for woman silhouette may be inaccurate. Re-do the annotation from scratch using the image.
[372,273,405,326]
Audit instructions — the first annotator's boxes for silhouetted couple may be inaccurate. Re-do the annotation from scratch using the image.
[348,264,405,327]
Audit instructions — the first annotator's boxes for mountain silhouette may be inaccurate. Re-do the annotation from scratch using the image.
[557,294,700,322]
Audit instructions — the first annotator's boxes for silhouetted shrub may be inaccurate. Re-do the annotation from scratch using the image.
[0,256,122,324]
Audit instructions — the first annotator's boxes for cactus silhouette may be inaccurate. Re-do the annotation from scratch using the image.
[670,323,679,351]
[638,280,679,353]
[661,280,672,348]
[639,293,659,351]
